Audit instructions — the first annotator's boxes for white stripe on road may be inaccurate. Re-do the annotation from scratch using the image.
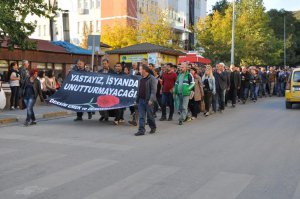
[0,134,133,151]
[84,165,179,199]
[0,153,66,176]
[187,172,254,199]
[292,179,300,199]
[0,148,17,156]
[0,158,117,199]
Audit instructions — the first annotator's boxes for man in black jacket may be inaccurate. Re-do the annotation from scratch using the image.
[135,65,158,136]
[229,65,241,107]
[98,59,115,122]
[240,66,251,104]
[213,63,227,112]
[73,59,93,121]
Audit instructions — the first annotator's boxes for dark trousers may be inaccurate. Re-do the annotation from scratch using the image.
[161,92,174,119]
[24,97,36,122]
[204,91,212,112]
[10,86,20,108]
[77,112,92,118]
[99,111,109,119]
[189,99,200,117]
[115,109,124,121]
[216,89,225,110]
[154,94,162,115]
[229,87,238,105]
[241,86,249,101]
[138,99,156,133]
[212,93,217,112]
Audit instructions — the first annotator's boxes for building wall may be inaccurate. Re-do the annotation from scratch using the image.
[27,0,206,50]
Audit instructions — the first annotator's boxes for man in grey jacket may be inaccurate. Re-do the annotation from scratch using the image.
[135,65,158,136]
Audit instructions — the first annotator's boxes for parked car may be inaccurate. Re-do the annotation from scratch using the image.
[285,68,300,109]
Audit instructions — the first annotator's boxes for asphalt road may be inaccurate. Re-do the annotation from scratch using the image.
[0,97,299,199]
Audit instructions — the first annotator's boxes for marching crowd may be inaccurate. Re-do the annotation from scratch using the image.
[72,58,291,136]
[2,58,291,132]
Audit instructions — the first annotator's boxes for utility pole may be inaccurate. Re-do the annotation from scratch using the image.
[231,0,235,65]
[284,15,286,67]
[49,0,57,41]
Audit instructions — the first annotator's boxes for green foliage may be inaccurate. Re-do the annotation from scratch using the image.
[0,0,57,50]
[196,0,282,66]
[211,0,229,16]
[268,9,300,66]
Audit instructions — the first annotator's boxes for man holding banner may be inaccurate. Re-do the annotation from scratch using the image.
[73,59,92,121]
[135,65,158,136]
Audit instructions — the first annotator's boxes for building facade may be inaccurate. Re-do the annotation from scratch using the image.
[27,0,206,50]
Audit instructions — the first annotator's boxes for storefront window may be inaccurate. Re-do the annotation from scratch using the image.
[0,60,9,72]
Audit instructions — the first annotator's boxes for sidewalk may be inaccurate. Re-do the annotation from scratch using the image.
[0,104,74,125]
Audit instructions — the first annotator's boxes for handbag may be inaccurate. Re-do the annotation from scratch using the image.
[0,88,6,110]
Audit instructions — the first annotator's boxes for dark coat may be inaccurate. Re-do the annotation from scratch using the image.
[98,68,115,74]
[214,71,227,90]
[136,75,158,103]
[225,71,231,89]
[230,71,241,89]
[22,77,43,101]
[241,72,251,88]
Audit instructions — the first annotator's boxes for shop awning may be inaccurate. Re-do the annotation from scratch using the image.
[179,53,211,64]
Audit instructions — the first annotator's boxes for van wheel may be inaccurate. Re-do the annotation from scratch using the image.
[286,102,292,109]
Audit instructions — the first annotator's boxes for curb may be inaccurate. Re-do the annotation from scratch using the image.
[0,117,18,125]
[42,111,70,119]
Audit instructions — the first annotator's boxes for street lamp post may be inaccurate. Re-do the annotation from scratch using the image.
[49,0,57,41]
[231,0,235,65]
[284,15,286,67]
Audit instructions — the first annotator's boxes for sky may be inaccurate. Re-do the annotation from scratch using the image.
[207,0,300,12]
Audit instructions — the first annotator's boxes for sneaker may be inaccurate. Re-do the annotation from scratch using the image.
[119,119,125,123]
[10,107,15,110]
[179,121,183,125]
[113,121,119,125]
[128,121,137,126]
[74,117,83,121]
[134,132,145,136]
[24,121,29,126]
[191,117,196,120]
[167,117,173,121]
[205,112,210,117]
[232,104,236,108]
[30,121,37,125]
[149,128,156,134]
[184,117,192,122]
[159,117,167,121]
[16,106,20,110]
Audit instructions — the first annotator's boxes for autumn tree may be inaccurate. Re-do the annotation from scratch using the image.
[137,9,173,47]
[80,22,93,49]
[101,25,138,49]
[0,0,57,50]
[196,0,282,66]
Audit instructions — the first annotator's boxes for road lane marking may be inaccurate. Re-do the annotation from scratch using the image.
[84,165,179,199]
[0,148,17,156]
[0,153,66,175]
[292,178,300,199]
[187,172,254,199]
[0,134,133,151]
[0,158,117,199]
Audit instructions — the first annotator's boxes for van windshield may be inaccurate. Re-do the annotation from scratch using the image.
[294,71,300,82]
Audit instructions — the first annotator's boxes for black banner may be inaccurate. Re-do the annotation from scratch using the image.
[49,71,140,112]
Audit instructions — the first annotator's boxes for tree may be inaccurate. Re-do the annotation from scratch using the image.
[101,25,138,49]
[196,0,282,66]
[0,0,56,50]
[80,22,93,49]
[267,9,300,66]
[137,10,173,47]
[211,0,229,16]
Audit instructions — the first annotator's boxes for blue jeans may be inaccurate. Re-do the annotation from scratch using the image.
[242,87,249,101]
[24,97,36,122]
[260,83,267,97]
[278,82,286,97]
[250,84,259,100]
[161,92,174,119]
[138,99,156,133]
[178,93,190,122]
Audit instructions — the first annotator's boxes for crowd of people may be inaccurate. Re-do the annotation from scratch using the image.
[1,58,292,130]
[4,60,62,126]
[71,58,292,136]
